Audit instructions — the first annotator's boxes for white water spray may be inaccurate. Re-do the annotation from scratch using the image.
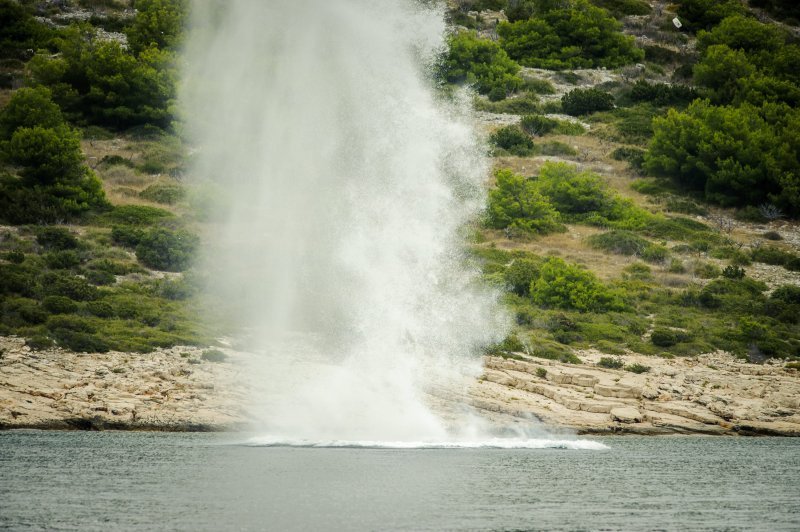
[184,0,511,443]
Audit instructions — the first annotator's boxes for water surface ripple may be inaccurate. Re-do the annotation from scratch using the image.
[1,431,798,531]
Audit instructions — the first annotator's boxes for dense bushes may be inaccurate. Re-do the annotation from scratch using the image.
[645,100,800,214]
[626,81,697,107]
[139,183,185,205]
[490,125,534,155]
[535,163,650,228]
[592,0,650,17]
[497,0,643,69]
[440,31,523,100]
[0,87,64,138]
[588,230,668,263]
[485,169,562,235]
[125,0,186,56]
[530,257,626,312]
[520,114,584,136]
[561,88,615,116]
[135,228,198,272]
[486,163,657,235]
[26,0,185,130]
[0,0,51,59]
[0,88,107,224]
[643,12,800,216]
[675,0,746,32]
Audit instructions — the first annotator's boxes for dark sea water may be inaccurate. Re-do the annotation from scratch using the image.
[1,431,798,531]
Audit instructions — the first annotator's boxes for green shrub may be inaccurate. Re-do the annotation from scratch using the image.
[750,247,800,271]
[39,272,98,301]
[722,265,746,280]
[533,163,638,226]
[641,244,669,263]
[125,0,186,55]
[771,285,800,305]
[51,329,110,353]
[0,0,52,60]
[526,339,581,364]
[111,225,146,248]
[627,80,697,106]
[85,269,116,286]
[89,259,137,275]
[486,169,563,235]
[3,250,25,264]
[625,363,650,373]
[2,297,47,325]
[135,228,198,271]
[667,258,686,274]
[490,125,534,156]
[561,88,615,116]
[644,45,683,64]
[138,183,185,205]
[440,31,523,99]
[645,100,800,214]
[28,23,179,129]
[43,250,82,270]
[497,0,643,69]
[85,300,115,318]
[609,104,659,144]
[157,281,188,302]
[536,367,548,378]
[0,173,107,224]
[1,122,108,223]
[0,264,37,297]
[530,257,625,312]
[520,114,557,136]
[525,78,556,95]
[623,262,652,280]
[698,278,768,312]
[536,141,577,157]
[693,261,721,279]
[597,356,624,369]
[26,335,54,350]
[137,136,186,176]
[485,333,526,356]
[35,227,79,251]
[42,296,78,314]
[0,86,64,139]
[664,197,708,216]
[676,0,747,31]
[651,328,690,347]
[592,0,651,17]
[100,155,136,168]
[474,93,541,114]
[588,230,648,256]
[504,258,541,297]
[611,146,646,169]
[46,314,96,333]
[104,205,173,226]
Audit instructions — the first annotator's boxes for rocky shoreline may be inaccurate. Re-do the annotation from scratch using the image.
[472,351,800,436]
[2,336,799,436]
[0,337,248,432]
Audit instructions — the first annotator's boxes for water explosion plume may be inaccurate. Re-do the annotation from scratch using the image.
[183,0,507,442]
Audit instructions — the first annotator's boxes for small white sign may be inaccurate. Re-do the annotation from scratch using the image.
[673,17,683,29]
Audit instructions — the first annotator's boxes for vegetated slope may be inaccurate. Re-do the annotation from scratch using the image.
[0,0,228,354]
[1,0,799,369]
[445,0,800,366]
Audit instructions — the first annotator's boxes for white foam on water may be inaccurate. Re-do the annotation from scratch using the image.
[241,437,609,450]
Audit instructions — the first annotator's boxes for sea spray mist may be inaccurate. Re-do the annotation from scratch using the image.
[182,0,507,442]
